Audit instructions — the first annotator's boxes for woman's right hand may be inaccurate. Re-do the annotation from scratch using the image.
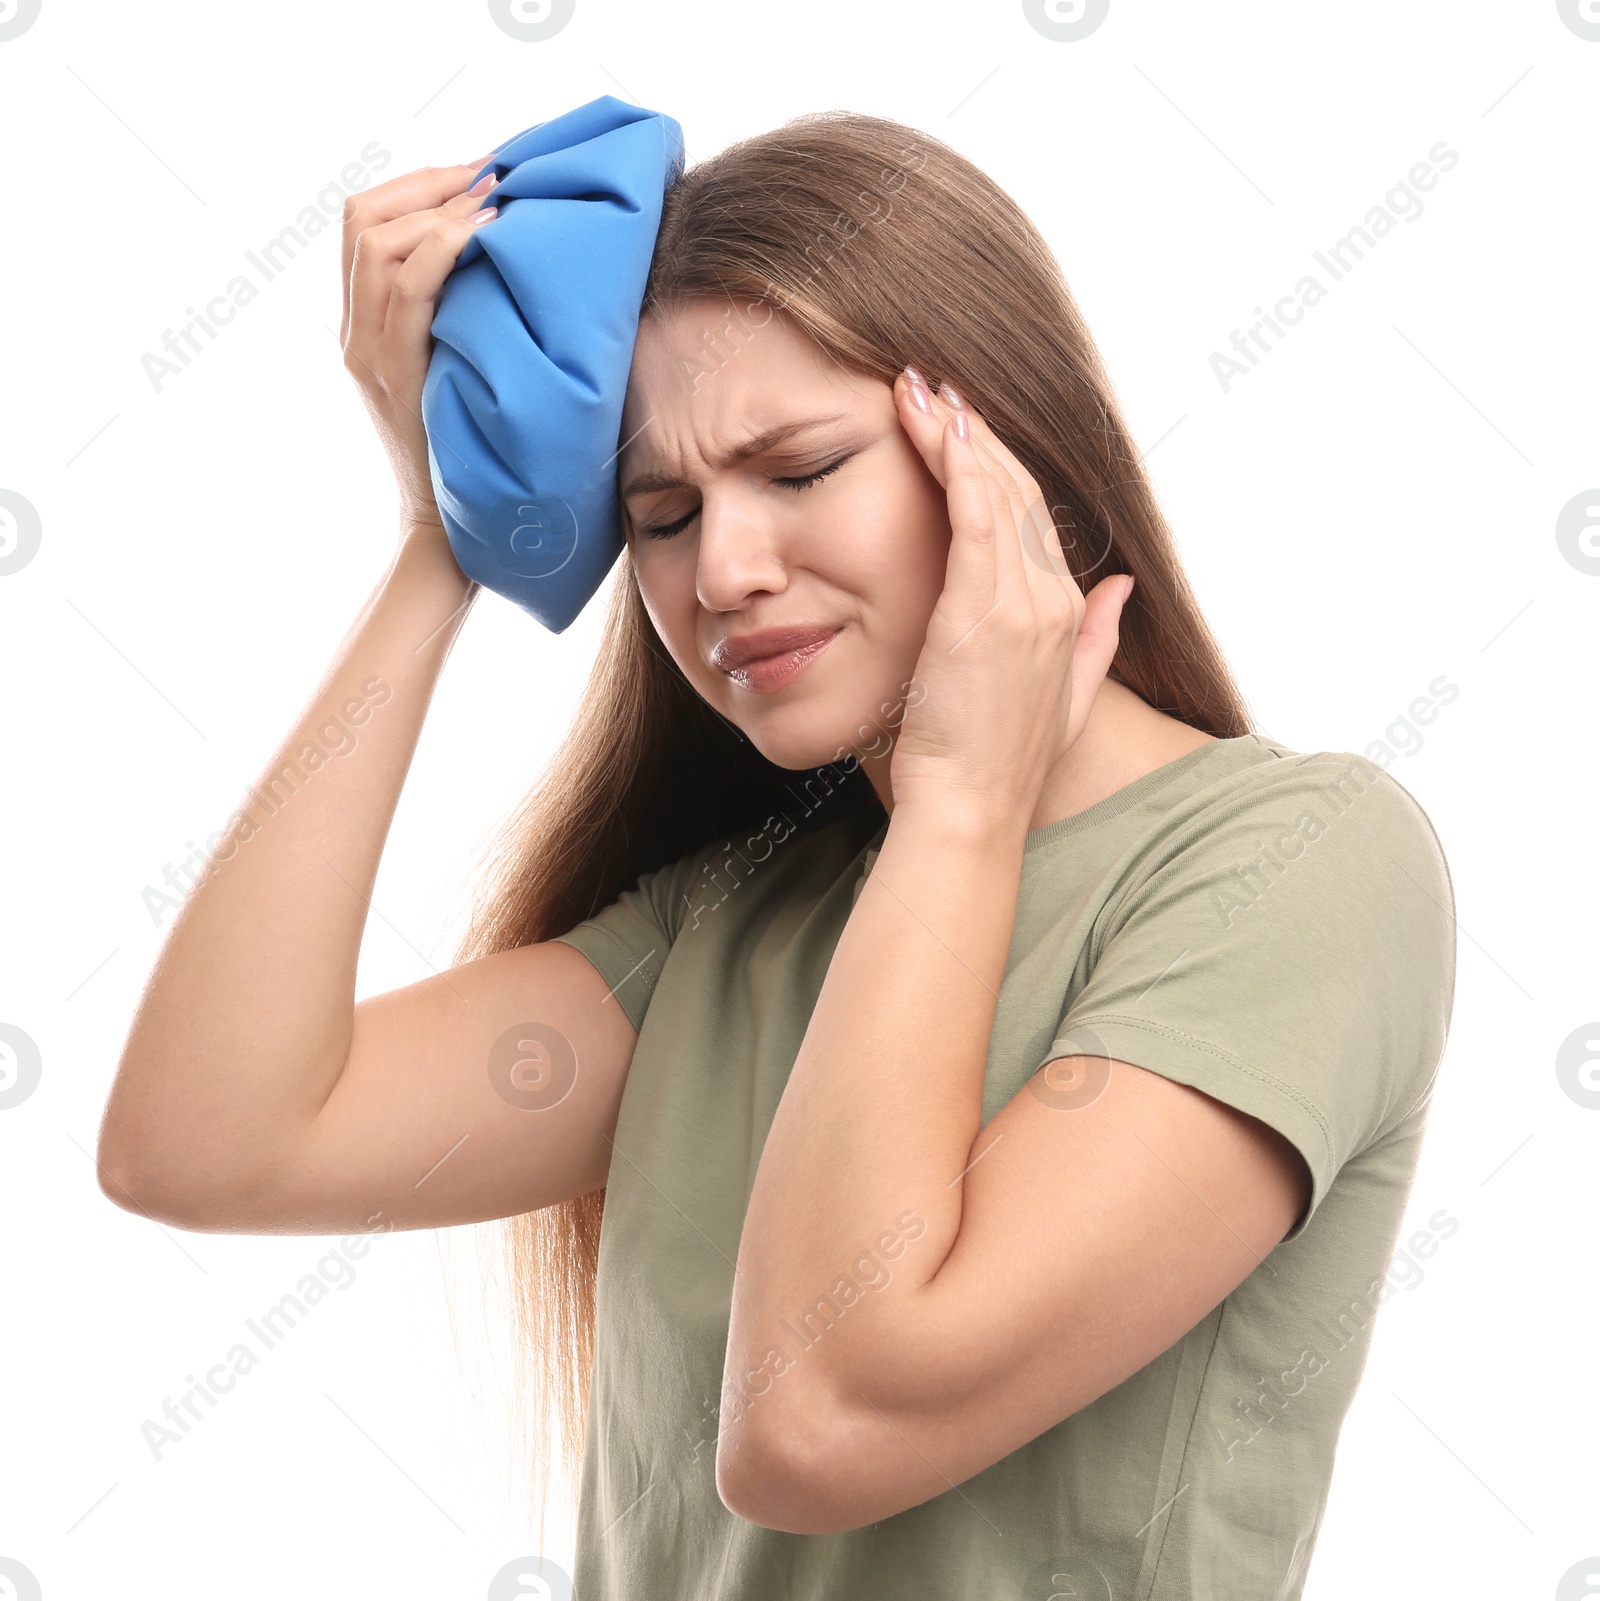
[339,159,500,533]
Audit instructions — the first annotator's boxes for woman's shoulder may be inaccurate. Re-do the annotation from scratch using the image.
[1085,732,1456,956]
[1222,736,1450,871]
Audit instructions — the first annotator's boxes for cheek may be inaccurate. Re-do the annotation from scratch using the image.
[844,480,950,637]
[634,557,707,676]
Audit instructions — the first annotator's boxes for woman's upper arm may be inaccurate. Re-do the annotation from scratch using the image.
[124,938,640,1233]
[114,840,708,1235]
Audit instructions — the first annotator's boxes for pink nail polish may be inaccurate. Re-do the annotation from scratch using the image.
[953,409,969,441]
[471,206,497,225]
[942,382,966,410]
[909,382,933,415]
[904,364,926,385]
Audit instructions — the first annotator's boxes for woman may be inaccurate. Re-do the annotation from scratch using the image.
[99,110,1456,1599]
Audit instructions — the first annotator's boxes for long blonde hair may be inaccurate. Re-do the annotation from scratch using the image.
[450,107,1252,1545]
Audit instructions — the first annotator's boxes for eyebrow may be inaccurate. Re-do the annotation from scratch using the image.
[620,412,855,499]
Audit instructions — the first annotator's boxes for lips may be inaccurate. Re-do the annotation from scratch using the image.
[711,625,842,673]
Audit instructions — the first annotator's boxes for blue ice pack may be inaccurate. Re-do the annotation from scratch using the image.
[422,95,686,632]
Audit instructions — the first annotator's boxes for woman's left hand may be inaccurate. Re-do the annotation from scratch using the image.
[886,366,1137,837]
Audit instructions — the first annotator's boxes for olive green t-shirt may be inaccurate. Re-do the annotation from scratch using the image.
[550,732,1456,1600]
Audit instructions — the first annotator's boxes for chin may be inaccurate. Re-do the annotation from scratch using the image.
[726,693,896,779]
[737,722,853,776]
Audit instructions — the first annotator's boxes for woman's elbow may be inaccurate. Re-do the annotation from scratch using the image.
[715,1404,872,1535]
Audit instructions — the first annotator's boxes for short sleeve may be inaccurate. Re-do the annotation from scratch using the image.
[1043,753,1456,1242]
[549,846,708,1035]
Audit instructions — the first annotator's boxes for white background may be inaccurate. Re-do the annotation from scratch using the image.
[1,1,1595,1597]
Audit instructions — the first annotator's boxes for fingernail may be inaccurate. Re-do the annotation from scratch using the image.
[471,206,497,225]
[468,172,498,195]
[953,409,970,441]
[466,153,499,167]
[909,381,933,415]
[942,382,966,410]
[904,364,925,385]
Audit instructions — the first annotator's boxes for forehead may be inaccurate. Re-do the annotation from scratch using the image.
[620,299,869,473]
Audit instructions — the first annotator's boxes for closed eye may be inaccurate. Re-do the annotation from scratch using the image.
[636,454,852,541]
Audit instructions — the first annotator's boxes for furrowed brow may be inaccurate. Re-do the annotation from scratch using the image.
[620,412,854,499]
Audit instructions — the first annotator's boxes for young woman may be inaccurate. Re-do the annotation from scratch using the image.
[99,111,1456,1600]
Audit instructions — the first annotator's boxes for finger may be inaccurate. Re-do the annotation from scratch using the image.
[898,368,1019,542]
[938,404,1028,643]
[938,393,1047,546]
[342,161,494,296]
[892,368,950,486]
[341,162,494,337]
[954,401,1031,605]
[938,386,1036,502]
[381,208,500,387]
[340,208,498,471]
[895,367,1025,499]
[927,387,1036,611]
[900,368,1041,618]
[980,446,1073,591]
[941,387,1075,592]
[1067,572,1135,723]
[344,176,498,350]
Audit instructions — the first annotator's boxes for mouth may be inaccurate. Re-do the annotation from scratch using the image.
[720,628,843,694]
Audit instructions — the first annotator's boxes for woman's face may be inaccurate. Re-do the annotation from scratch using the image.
[618,297,951,774]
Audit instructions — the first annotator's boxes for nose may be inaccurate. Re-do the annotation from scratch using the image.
[693,489,790,615]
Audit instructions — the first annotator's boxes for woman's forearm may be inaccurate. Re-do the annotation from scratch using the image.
[723,798,1028,1440]
[99,527,476,1209]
